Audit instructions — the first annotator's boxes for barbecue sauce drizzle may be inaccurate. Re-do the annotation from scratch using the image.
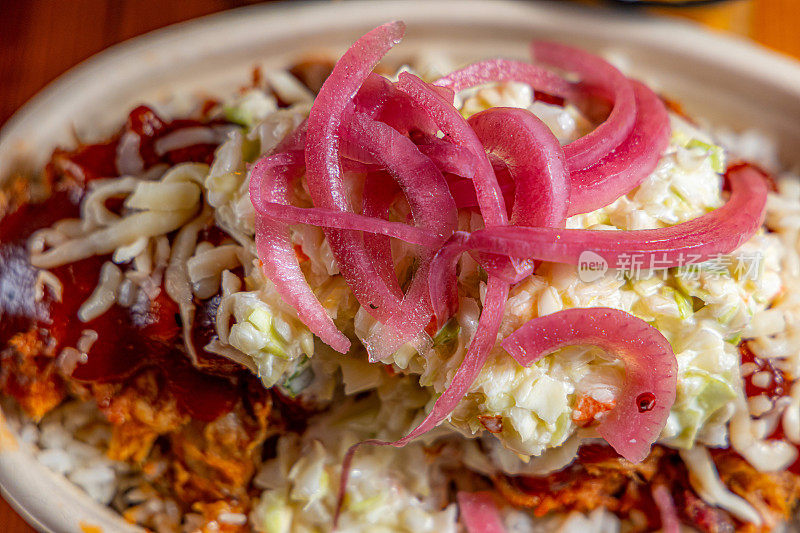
[0,106,239,422]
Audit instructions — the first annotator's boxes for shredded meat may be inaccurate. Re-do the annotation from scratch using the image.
[492,445,800,532]
[678,488,736,533]
[0,173,33,221]
[493,445,662,523]
[94,371,188,463]
[714,450,800,532]
[166,382,272,506]
[86,367,274,511]
[0,328,64,421]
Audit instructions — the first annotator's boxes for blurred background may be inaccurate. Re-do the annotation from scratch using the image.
[1,0,799,128]
[0,0,797,530]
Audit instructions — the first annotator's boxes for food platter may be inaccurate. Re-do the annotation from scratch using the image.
[3,1,800,531]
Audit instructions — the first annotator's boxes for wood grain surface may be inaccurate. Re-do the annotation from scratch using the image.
[0,0,797,531]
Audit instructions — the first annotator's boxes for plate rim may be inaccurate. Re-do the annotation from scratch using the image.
[5,0,800,148]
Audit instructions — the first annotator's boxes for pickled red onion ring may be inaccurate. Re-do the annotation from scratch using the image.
[468,107,568,228]
[361,171,403,297]
[429,164,767,323]
[250,150,443,248]
[394,275,509,444]
[567,80,670,216]
[252,197,441,247]
[532,41,636,172]
[652,485,681,533]
[416,136,479,178]
[501,307,677,463]
[397,72,507,226]
[434,57,572,99]
[344,112,457,358]
[305,21,407,318]
[447,170,515,211]
[355,73,439,135]
[458,164,767,270]
[250,152,350,353]
[468,106,569,282]
[397,72,519,285]
[458,492,508,533]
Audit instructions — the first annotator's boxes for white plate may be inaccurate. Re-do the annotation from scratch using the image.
[2,1,800,531]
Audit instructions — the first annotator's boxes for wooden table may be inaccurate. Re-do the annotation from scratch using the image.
[0,0,798,531]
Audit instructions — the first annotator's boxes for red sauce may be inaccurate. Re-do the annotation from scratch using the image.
[0,107,240,422]
[0,190,83,344]
[0,188,81,244]
[787,444,800,476]
[64,142,119,182]
[576,442,622,463]
[740,342,787,401]
[739,343,800,474]
[33,251,238,422]
[190,288,247,377]
[46,105,227,186]
[125,105,222,168]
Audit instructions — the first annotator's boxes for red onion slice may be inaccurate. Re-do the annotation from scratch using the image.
[447,170,515,211]
[344,113,457,358]
[429,164,766,325]
[397,72,518,284]
[304,21,405,212]
[250,152,350,353]
[458,491,507,533]
[567,80,670,216]
[501,307,677,463]
[343,113,457,240]
[434,57,573,99]
[459,164,767,270]
[468,107,568,228]
[532,41,636,172]
[428,232,470,325]
[393,276,509,443]
[253,200,441,247]
[251,152,442,249]
[468,107,569,282]
[652,485,681,533]
[416,136,479,178]
[304,22,408,319]
[396,72,507,226]
[355,73,439,135]
[362,171,403,296]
